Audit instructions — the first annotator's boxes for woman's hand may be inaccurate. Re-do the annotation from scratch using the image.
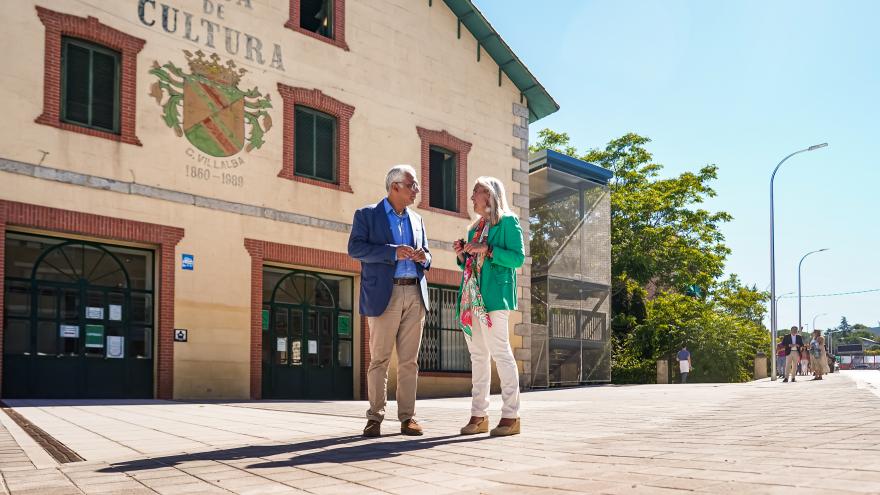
[464,242,489,255]
[453,239,465,256]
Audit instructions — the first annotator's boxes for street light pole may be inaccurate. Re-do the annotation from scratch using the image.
[798,248,829,332]
[812,312,828,332]
[770,143,827,381]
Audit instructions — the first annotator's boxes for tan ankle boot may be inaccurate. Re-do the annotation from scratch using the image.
[460,416,488,435]
[490,418,520,437]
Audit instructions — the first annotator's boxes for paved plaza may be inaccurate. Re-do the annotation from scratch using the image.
[0,371,878,494]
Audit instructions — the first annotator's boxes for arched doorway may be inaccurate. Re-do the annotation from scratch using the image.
[3,233,154,398]
[261,268,353,399]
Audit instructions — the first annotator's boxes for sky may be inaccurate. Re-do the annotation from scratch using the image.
[477,0,880,331]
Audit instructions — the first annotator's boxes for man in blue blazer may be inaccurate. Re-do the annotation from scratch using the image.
[348,164,431,437]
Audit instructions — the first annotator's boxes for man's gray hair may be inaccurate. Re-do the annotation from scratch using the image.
[385,164,418,192]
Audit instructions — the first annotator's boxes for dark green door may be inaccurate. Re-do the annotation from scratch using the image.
[262,269,353,399]
[3,234,154,399]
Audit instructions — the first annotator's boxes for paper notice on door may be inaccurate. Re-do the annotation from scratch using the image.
[60,325,80,338]
[107,336,124,358]
[308,340,317,354]
[276,337,287,352]
[109,305,122,321]
[86,306,104,319]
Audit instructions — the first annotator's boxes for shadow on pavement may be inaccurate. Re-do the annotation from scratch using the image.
[99,433,490,472]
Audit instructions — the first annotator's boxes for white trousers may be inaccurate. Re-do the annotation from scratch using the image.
[466,310,521,419]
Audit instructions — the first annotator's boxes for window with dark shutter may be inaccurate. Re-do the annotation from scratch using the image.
[294,105,337,183]
[61,37,120,133]
[429,147,457,212]
[300,0,333,39]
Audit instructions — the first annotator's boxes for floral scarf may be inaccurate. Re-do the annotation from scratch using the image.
[459,218,492,341]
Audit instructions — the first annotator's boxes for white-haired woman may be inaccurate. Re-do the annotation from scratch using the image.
[453,176,525,436]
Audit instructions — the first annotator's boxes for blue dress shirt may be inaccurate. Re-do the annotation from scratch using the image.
[384,198,418,278]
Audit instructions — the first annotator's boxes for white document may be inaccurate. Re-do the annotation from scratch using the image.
[59,325,80,338]
[86,307,104,319]
[109,305,122,321]
[276,337,287,352]
[308,340,317,354]
[107,336,124,358]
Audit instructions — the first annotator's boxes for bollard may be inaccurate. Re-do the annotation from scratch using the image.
[656,360,669,384]
[754,352,768,380]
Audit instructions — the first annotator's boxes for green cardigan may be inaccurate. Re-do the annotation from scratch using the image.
[458,213,525,312]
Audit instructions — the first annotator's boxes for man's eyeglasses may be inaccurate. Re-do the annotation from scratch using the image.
[396,181,420,192]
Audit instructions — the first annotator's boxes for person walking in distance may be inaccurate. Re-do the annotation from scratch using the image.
[677,346,692,383]
[781,326,804,382]
[348,165,431,437]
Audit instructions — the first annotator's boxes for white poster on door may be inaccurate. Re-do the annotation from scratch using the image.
[276,337,287,352]
[308,340,317,354]
[109,305,123,321]
[106,336,124,358]
[86,307,104,319]
[59,325,80,338]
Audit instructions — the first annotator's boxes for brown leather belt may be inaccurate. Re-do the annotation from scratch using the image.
[393,278,418,286]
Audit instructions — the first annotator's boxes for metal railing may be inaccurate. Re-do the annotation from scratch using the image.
[419,286,471,372]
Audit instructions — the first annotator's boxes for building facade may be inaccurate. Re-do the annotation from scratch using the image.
[0,0,557,400]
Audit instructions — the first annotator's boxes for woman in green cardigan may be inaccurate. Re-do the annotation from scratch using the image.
[453,176,525,437]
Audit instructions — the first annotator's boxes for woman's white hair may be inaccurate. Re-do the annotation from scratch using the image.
[385,164,418,192]
[472,176,511,227]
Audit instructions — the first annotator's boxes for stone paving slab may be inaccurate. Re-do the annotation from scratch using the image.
[0,371,878,493]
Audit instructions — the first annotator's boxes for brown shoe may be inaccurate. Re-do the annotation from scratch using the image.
[490,418,520,437]
[363,420,381,438]
[460,416,489,435]
[400,418,423,436]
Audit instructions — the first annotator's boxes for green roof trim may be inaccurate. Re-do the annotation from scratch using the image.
[443,0,559,123]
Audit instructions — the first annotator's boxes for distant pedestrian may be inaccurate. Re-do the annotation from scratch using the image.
[781,326,804,382]
[677,347,692,383]
[776,343,786,378]
[810,330,829,380]
[800,348,810,376]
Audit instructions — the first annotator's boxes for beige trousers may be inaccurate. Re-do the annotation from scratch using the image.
[785,350,799,379]
[366,285,425,422]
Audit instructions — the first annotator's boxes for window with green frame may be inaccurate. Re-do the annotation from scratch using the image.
[295,105,337,183]
[61,37,120,133]
[429,146,457,212]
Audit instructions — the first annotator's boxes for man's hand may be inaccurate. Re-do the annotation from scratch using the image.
[411,248,428,263]
[396,245,415,260]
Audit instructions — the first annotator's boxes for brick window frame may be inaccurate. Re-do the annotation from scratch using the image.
[284,0,349,51]
[34,6,145,146]
[416,127,472,219]
[244,238,461,399]
[277,85,355,193]
[0,200,184,399]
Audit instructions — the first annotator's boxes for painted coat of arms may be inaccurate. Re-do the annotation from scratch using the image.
[149,51,272,157]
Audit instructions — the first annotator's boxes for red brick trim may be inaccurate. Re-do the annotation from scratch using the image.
[360,315,369,400]
[416,127,472,219]
[284,0,348,51]
[0,203,6,386]
[244,239,360,399]
[426,267,461,287]
[34,7,145,146]
[276,84,355,193]
[0,200,184,399]
[420,371,472,378]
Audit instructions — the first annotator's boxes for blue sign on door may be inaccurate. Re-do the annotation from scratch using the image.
[181,254,194,270]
